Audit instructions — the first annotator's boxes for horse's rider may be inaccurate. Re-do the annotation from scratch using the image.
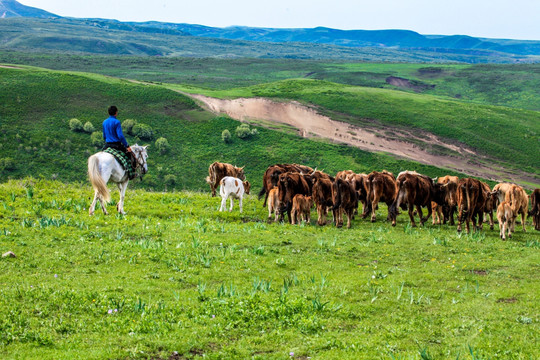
[102,105,136,167]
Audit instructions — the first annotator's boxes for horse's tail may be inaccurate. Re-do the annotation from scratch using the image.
[88,155,110,203]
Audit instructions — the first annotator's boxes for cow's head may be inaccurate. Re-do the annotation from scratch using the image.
[243,181,251,195]
[236,166,246,181]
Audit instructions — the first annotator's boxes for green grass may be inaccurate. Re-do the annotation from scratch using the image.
[0,179,538,359]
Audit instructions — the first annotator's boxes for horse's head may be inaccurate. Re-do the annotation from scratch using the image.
[131,144,149,175]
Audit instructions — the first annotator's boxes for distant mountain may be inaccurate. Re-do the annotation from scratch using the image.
[0,0,59,18]
[1,0,539,62]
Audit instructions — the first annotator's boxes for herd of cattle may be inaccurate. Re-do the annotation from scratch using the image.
[206,161,540,238]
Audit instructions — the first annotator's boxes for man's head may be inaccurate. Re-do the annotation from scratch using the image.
[108,105,118,116]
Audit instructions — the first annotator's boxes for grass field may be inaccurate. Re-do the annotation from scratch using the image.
[0,179,538,359]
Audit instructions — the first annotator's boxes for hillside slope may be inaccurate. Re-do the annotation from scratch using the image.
[0,66,468,190]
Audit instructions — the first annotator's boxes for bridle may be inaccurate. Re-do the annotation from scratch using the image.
[132,147,148,177]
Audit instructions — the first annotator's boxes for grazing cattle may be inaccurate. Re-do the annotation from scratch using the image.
[456,178,488,234]
[332,178,358,228]
[363,171,397,223]
[311,171,336,226]
[345,172,369,217]
[390,171,444,227]
[291,194,313,224]
[218,176,250,213]
[258,164,313,207]
[206,162,245,197]
[492,183,514,205]
[278,172,312,223]
[504,184,528,232]
[267,187,280,222]
[480,181,496,230]
[497,201,515,240]
[335,170,355,180]
[529,189,540,231]
[432,175,459,225]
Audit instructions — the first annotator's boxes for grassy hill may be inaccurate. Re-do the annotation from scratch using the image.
[1,52,539,111]
[1,66,470,190]
[0,179,538,359]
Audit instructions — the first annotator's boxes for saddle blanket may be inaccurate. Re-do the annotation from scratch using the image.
[103,147,137,180]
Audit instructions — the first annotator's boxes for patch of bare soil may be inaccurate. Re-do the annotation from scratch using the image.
[187,94,538,187]
[386,76,435,92]
[0,65,23,69]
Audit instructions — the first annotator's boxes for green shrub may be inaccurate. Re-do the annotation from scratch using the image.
[164,174,177,186]
[132,123,154,140]
[155,137,170,154]
[235,124,258,139]
[123,119,137,135]
[69,118,83,132]
[0,157,14,170]
[90,132,103,147]
[83,121,95,133]
[222,129,232,143]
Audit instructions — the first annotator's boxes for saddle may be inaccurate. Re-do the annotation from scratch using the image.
[103,147,138,180]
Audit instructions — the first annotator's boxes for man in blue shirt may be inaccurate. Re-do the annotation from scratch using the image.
[102,105,132,155]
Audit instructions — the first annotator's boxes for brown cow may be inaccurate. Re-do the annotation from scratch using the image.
[267,187,280,222]
[497,201,515,240]
[335,170,355,180]
[529,188,540,231]
[332,178,358,228]
[492,182,515,205]
[311,171,336,226]
[432,175,459,225]
[278,172,312,223]
[346,172,369,217]
[456,178,488,234]
[390,171,445,227]
[291,194,313,225]
[206,162,245,197]
[504,184,528,232]
[363,171,397,223]
[480,181,496,230]
[258,164,313,207]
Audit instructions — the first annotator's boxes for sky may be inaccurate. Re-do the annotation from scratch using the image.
[18,0,540,40]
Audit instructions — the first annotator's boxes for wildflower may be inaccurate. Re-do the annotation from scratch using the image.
[54,274,58,278]
[289,352,294,357]
[114,309,118,313]
[108,309,113,314]
[212,314,215,318]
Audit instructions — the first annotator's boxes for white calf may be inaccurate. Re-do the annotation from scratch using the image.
[219,176,251,213]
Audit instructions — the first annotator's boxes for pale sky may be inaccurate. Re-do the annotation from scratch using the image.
[19,0,540,40]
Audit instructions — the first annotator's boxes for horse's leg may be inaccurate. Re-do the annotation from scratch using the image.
[117,181,128,214]
[98,197,109,215]
[219,197,226,211]
[89,191,99,216]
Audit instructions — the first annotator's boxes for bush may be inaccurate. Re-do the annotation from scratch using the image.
[69,118,83,132]
[83,122,95,133]
[235,124,258,139]
[90,132,103,147]
[0,157,14,170]
[132,123,154,141]
[222,129,232,143]
[155,137,170,154]
[123,119,137,135]
[164,174,177,187]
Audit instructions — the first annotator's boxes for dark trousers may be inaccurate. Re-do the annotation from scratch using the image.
[103,142,128,153]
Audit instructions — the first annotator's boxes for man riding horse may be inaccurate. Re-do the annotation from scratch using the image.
[102,105,134,163]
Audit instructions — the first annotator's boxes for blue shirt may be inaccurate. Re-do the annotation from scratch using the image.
[102,116,129,147]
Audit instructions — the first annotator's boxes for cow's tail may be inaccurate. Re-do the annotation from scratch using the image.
[389,181,403,219]
[88,155,110,203]
[258,184,267,200]
[363,180,373,216]
[332,180,342,211]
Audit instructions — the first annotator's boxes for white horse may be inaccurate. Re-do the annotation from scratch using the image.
[87,144,148,215]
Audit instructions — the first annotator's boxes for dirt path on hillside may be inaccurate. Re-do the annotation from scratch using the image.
[187,94,538,187]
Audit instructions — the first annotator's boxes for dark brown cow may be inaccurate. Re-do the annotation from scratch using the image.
[278,172,312,223]
[335,170,355,180]
[432,175,459,225]
[258,164,313,207]
[206,162,245,197]
[456,178,488,234]
[529,188,540,231]
[390,171,444,227]
[363,170,397,223]
[311,171,336,226]
[332,178,358,228]
[480,181,496,230]
[347,173,369,217]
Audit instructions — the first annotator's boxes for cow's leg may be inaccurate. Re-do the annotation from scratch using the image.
[219,196,227,212]
[239,197,243,213]
[501,219,507,240]
[370,197,379,222]
[291,208,297,225]
[477,211,484,231]
[268,202,273,220]
[89,191,99,216]
[449,206,456,225]
[521,211,526,232]
[346,209,352,229]
[306,209,311,224]
[229,197,234,212]
[211,185,216,197]
[317,205,324,226]
[262,190,269,208]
